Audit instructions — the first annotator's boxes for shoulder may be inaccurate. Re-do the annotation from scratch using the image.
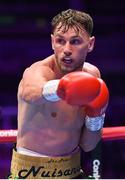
[83,62,101,78]
[23,55,56,80]
[29,54,54,71]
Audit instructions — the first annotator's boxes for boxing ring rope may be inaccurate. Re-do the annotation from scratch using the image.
[0,127,125,143]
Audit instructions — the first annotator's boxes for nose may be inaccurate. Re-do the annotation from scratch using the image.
[63,42,72,56]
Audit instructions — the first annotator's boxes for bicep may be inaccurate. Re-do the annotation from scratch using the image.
[22,64,55,89]
[22,66,46,86]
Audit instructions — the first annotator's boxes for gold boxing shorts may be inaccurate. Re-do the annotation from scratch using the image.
[10,148,81,179]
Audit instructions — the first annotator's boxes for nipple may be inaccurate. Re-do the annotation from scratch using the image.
[51,112,57,118]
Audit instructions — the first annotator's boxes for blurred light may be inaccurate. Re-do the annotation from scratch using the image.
[36,18,47,29]
[0,16,15,26]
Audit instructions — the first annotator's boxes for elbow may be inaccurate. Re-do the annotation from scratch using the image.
[80,139,101,152]
[81,143,97,152]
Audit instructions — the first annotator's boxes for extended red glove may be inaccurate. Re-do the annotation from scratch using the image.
[57,71,101,105]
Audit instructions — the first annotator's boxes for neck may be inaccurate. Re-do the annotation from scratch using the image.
[53,57,83,78]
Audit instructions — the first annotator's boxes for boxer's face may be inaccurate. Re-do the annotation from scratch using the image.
[51,24,95,73]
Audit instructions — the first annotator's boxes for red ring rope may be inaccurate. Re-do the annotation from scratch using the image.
[102,126,125,141]
[0,127,125,143]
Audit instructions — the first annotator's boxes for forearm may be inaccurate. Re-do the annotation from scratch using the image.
[18,79,46,105]
[19,66,57,105]
[19,78,62,106]
[79,114,104,152]
[80,127,102,152]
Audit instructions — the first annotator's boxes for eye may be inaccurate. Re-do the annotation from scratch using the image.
[70,39,81,45]
[55,38,65,45]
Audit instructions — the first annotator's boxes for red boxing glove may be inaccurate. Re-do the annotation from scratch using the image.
[57,72,101,105]
[85,78,109,131]
[85,78,109,117]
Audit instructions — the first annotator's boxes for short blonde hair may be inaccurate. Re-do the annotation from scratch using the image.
[51,9,93,36]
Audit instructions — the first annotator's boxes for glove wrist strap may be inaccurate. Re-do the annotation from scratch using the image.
[42,80,61,102]
[85,114,105,131]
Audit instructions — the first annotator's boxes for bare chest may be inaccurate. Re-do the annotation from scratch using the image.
[38,100,85,129]
[19,100,85,131]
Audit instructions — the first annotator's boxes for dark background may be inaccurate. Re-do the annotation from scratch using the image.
[0,0,125,178]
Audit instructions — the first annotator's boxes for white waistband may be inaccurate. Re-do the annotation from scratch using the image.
[17,147,49,157]
[17,146,80,157]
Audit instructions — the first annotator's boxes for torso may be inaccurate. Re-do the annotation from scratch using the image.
[17,54,100,156]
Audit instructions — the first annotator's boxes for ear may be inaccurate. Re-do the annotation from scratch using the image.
[51,34,54,50]
[88,36,95,52]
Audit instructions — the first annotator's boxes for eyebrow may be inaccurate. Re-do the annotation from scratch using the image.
[54,34,81,39]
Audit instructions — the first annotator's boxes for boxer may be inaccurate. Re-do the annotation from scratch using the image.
[9,9,109,179]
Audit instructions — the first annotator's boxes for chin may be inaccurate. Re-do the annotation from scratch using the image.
[60,66,74,73]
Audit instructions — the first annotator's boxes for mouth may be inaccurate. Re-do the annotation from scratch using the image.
[62,57,73,65]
